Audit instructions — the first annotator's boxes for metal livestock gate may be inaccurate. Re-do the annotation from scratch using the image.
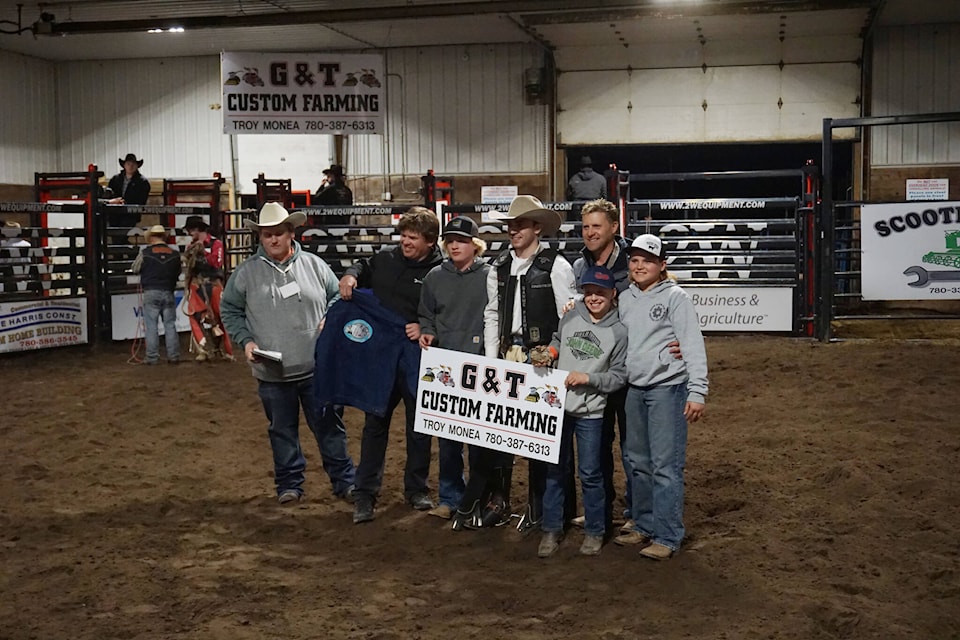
[818,111,960,342]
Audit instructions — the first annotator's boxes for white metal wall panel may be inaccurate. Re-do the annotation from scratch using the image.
[871,24,960,166]
[56,57,231,182]
[554,8,863,146]
[558,62,860,144]
[0,51,58,185]
[348,44,548,177]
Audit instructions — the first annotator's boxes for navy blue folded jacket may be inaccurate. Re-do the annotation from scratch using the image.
[313,289,421,417]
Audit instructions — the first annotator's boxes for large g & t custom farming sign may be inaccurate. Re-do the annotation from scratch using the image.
[221,52,383,134]
[861,201,960,300]
[414,348,567,464]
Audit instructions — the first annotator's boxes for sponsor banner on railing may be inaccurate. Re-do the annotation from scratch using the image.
[861,202,960,300]
[0,297,87,353]
[686,287,793,332]
[414,348,566,464]
[222,52,384,135]
[111,292,190,341]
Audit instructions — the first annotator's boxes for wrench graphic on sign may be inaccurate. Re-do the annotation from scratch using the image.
[902,265,960,287]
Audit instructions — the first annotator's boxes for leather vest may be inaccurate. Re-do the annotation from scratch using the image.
[494,248,559,353]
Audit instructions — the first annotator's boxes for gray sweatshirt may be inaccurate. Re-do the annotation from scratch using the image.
[221,242,340,383]
[419,257,490,355]
[549,300,628,418]
[618,278,708,404]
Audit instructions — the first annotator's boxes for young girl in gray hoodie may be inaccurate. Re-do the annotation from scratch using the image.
[617,234,708,560]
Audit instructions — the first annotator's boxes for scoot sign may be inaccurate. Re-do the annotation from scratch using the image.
[414,348,567,464]
[221,52,384,135]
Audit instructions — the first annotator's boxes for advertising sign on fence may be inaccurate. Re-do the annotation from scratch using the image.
[221,52,384,135]
[906,179,949,202]
[686,286,794,332]
[414,348,566,464]
[861,201,960,300]
[111,292,191,341]
[0,297,88,353]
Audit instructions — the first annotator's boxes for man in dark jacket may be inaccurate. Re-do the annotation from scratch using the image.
[338,206,442,523]
[107,153,151,205]
[566,156,607,201]
[131,224,181,365]
[313,164,353,205]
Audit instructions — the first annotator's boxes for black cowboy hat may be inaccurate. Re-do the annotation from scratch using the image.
[322,164,345,177]
[183,215,209,231]
[119,153,144,168]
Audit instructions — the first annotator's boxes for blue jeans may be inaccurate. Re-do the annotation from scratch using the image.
[543,415,605,537]
[257,377,355,498]
[142,288,179,363]
[623,384,688,551]
[438,441,481,509]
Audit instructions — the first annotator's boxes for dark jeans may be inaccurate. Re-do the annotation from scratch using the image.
[544,415,605,536]
[601,387,631,527]
[257,377,355,498]
[355,378,432,503]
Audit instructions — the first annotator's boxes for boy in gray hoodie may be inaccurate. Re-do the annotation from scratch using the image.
[616,234,708,560]
[534,265,627,558]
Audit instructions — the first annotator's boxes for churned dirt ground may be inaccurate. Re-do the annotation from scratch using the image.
[1,334,959,640]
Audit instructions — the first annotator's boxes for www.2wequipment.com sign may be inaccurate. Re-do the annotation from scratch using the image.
[221,51,383,134]
[414,348,567,464]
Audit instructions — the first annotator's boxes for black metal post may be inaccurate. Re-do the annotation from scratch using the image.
[818,118,835,342]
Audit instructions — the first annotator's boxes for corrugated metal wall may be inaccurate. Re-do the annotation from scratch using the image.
[56,56,231,181]
[348,44,549,178]
[0,51,58,185]
[871,24,960,166]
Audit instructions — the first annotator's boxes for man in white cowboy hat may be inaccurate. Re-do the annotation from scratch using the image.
[481,194,578,535]
[131,225,182,365]
[107,153,151,206]
[221,202,355,505]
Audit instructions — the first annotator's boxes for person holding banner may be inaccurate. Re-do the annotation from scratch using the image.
[617,234,708,560]
[535,265,627,557]
[339,207,442,523]
[483,195,577,536]
[220,203,356,505]
[417,216,490,520]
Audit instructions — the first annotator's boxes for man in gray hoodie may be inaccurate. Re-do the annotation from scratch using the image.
[566,156,607,201]
[221,202,355,505]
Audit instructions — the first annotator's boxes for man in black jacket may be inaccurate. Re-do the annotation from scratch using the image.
[338,207,442,523]
[107,153,151,205]
[313,164,353,205]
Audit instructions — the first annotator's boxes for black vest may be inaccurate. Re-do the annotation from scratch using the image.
[494,248,560,354]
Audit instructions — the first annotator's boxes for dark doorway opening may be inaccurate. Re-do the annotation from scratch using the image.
[567,142,853,201]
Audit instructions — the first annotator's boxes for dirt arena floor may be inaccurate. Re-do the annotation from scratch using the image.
[2,334,959,639]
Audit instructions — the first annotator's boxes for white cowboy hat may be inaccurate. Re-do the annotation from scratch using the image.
[500,195,562,237]
[243,202,307,231]
[144,224,167,238]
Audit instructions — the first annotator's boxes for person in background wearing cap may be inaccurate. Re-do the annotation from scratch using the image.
[107,153,151,205]
[339,207,442,523]
[313,164,353,206]
[221,202,355,505]
[566,156,607,201]
[482,194,578,536]
[183,215,232,361]
[417,216,489,521]
[131,225,182,365]
[533,265,627,557]
[616,233,708,560]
